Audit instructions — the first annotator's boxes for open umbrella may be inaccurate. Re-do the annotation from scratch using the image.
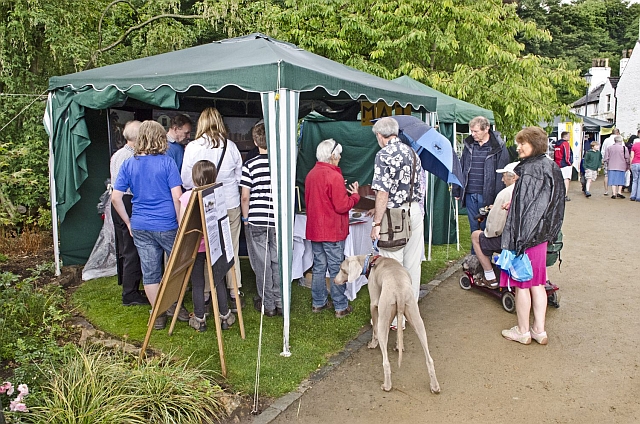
[392,115,463,187]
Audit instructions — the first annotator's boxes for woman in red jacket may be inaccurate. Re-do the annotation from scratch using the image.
[305,139,360,318]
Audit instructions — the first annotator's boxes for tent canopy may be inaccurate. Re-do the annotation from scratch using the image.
[540,114,615,132]
[49,34,437,110]
[45,33,439,356]
[392,76,494,125]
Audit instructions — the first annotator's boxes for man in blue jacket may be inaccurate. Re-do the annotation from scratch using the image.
[453,116,510,254]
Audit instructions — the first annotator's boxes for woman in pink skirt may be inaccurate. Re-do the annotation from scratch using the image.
[500,127,566,345]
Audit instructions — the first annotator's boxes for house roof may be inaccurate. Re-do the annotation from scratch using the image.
[572,83,605,107]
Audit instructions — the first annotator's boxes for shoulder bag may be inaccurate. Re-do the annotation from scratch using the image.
[378,149,416,251]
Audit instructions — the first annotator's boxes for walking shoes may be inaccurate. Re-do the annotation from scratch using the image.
[501,326,531,344]
[530,328,548,345]
[166,302,190,322]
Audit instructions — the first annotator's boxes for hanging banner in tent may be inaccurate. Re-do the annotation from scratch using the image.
[360,101,412,125]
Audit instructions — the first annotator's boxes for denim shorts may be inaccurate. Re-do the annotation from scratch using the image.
[131,229,177,285]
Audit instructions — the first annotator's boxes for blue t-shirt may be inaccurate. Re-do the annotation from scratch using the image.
[114,155,183,231]
[165,141,184,172]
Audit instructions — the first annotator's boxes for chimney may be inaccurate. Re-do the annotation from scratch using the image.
[587,58,612,92]
[621,49,632,76]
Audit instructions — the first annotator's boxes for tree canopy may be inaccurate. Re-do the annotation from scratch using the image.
[1,0,632,226]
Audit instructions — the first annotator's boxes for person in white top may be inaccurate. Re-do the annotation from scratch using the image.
[181,107,244,299]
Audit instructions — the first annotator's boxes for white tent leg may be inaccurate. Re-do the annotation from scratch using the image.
[44,93,61,276]
[428,173,434,261]
[453,122,460,251]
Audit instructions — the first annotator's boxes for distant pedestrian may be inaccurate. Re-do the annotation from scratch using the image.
[629,137,640,202]
[601,129,619,195]
[603,135,630,199]
[583,141,602,198]
[553,131,573,201]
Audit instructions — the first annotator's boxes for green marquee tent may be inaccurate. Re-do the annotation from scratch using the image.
[44,33,437,356]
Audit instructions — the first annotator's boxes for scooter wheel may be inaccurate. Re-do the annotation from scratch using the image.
[459,275,472,290]
[501,291,516,313]
[547,291,560,308]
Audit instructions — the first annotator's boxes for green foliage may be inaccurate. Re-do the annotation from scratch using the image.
[24,346,226,423]
[264,0,583,138]
[0,271,68,384]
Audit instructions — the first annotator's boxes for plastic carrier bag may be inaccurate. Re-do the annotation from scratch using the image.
[496,250,533,283]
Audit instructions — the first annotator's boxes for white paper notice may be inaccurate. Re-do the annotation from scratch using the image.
[202,192,222,264]
[220,216,234,263]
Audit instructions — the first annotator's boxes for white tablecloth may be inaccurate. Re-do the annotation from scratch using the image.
[293,213,372,300]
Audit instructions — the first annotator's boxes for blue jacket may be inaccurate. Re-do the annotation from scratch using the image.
[452,130,510,207]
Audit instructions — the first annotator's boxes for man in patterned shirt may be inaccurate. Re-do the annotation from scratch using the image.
[370,117,425,303]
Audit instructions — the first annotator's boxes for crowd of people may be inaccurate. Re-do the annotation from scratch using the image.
[109,110,571,346]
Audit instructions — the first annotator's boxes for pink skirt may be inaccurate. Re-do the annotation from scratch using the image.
[499,242,548,289]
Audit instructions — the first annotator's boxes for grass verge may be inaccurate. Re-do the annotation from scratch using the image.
[72,218,470,398]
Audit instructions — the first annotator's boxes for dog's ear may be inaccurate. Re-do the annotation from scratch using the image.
[347,258,362,282]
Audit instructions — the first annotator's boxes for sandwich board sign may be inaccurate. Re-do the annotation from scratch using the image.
[139,182,244,376]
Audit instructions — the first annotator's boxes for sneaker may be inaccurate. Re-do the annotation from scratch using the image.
[153,313,167,330]
[166,302,190,322]
[476,276,498,289]
[530,328,548,345]
[253,296,263,313]
[565,196,571,202]
[631,198,637,201]
[335,305,353,318]
[603,192,608,195]
[312,300,333,313]
[188,313,206,332]
[221,311,236,330]
[617,193,626,199]
[501,326,531,344]
[585,191,592,198]
[229,293,246,313]
[264,308,277,317]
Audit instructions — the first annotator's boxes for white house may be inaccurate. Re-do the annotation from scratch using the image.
[616,41,640,137]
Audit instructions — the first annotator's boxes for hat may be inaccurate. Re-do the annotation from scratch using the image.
[496,162,519,175]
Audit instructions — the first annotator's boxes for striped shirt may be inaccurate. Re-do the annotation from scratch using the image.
[466,142,490,194]
[240,154,274,227]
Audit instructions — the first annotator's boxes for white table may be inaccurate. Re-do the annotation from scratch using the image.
[293,213,372,300]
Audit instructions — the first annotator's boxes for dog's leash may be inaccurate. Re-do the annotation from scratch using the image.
[361,239,381,278]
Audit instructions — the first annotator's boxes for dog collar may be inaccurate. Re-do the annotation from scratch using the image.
[361,254,381,278]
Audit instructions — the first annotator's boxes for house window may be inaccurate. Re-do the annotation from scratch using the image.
[606,94,611,112]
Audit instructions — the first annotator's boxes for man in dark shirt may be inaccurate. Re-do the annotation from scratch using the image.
[453,116,509,254]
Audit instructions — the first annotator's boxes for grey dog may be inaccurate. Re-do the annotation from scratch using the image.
[335,255,440,393]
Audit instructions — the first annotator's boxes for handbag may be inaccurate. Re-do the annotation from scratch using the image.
[496,249,534,285]
[378,149,416,251]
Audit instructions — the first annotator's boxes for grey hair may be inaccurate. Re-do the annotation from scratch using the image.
[372,117,399,138]
[122,120,142,142]
[614,135,623,144]
[316,138,342,163]
[469,116,490,130]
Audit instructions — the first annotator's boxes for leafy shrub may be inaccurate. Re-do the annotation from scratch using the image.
[24,346,226,423]
[0,271,68,382]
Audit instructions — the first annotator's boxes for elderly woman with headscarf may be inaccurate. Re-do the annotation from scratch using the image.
[603,135,630,199]
[304,139,360,318]
[500,127,565,345]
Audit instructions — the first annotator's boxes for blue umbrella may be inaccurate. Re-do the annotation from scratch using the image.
[392,115,463,187]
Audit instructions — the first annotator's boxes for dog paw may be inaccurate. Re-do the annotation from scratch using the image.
[368,340,379,349]
[430,383,441,394]
[381,383,392,392]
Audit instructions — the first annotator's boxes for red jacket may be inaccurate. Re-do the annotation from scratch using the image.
[304,162,360,242]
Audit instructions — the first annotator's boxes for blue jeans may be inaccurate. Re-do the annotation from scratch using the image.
[631,164,640,200]
[465,193,486,254]
[311,241,348,311]
[131,229,177,285]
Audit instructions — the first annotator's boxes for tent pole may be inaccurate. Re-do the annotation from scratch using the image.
[428,173,434,261]
[45,93,61,276]
[453,123,459,250]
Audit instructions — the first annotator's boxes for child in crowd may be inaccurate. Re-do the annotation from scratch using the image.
[583,141,602,198]
[240,122,282,316]
[179,160,235,332]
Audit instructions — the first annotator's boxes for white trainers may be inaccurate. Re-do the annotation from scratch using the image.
[501,326,531,344]
[530,328,548,345]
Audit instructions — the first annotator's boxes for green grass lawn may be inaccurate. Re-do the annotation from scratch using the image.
[72,218,470,398]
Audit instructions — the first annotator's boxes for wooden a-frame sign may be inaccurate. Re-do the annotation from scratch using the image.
[139,182,245,377]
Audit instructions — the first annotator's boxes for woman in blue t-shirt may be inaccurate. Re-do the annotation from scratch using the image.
[112,120,183,330]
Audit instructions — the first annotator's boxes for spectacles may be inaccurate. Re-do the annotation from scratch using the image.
[330,141,339,155]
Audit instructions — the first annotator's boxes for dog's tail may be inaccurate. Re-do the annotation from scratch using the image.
[396,299,405,368]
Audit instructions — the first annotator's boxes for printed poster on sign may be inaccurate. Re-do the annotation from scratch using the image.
[202,192,223,265]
